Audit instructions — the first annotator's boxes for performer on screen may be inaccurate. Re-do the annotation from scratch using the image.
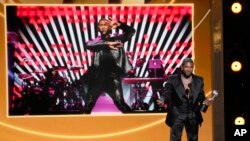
[82,17,135,114]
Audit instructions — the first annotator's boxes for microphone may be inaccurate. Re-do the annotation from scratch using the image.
[187,83,193,99]
[200,90,219,112]
[184,89,190,99]
[211,90,219,100]
[185,89,189,96]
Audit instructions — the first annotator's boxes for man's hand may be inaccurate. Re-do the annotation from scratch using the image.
[106,41,123,50]
[203,98,214,106]
[107,17,120,29]
[157,99,167,108]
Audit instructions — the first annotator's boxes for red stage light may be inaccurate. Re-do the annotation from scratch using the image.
[28,52,32,57]
[168,59,172,64]
[166,25,172,30]
[180,8,187,15]
[158,17,164,22]
[28,44,33,48]
[176,59,181,64]
[52,52,56,57]
[51,61,56,65]
[152,43,157,48]
[173,17,179,22]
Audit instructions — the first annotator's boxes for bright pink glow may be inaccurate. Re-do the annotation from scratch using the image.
[136,51,141,56]
[66,60,71,64]
[166,25,172,30]
[168,59,172,64]
[183,42,188,47]
[66,44,72,48]
[59,44,64,48]
[152,43,157,48]
[91,95,121,113]
[144,43,149,48]
[183,51,188,55]
[28,52,32,57]
[120,18,126,23]
[175,42,180,47]
[51,52,56,57]
[173,9,179,15]
[180,8,187,15]
[175,51,180,55]
[74,52,80,56]
[29,18,35,24]
[59,35,64,40]
[13,87,22,98]
[51,44,57,48]
[160,51,165,55]
[151,51,156,56]
[51,61,56,65]
[158,17,164,22]
[150,17,156,22]
[166,9,171,15]
[36,27,42,32]
[176,59,181,64]
[20,52,25,57]
[128,18,134,23]
[135,18,141,23]
[168,68,173,73]
[89,18,95,23]
[67,18,73,23]
[165,17,171,23]
[82,27,87,31]
[44,52,48,57]
[136,43,141,47]
[173,17,179,22]
[28,44,33,48]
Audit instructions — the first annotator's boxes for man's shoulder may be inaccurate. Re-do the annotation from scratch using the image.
[168,74,179,80]
[193,74,203,81]
[88,36,102,41]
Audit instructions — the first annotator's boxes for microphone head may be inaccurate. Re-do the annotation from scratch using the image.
[211,90,219,99]
[213,90,219,96]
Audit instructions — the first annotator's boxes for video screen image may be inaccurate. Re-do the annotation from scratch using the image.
[7,5,193,116]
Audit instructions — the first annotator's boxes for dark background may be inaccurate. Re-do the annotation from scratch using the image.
[223,0,250,140]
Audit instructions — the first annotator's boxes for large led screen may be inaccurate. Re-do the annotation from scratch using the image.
[6,4,193,116]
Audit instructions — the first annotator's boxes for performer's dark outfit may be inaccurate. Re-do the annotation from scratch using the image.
[83,22,135,114]
[162,73,206,141]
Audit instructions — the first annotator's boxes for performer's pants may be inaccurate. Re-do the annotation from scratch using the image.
[170,114,199,141]
[83,71,131,114]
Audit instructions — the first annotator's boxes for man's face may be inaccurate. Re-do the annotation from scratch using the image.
[181,62,194,78]
[98,20,111,35]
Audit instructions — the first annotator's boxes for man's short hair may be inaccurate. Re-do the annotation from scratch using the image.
[181,57,194,66]
[98,18,108,24]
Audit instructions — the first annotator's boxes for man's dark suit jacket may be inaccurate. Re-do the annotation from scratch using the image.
[162,73,206,127]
